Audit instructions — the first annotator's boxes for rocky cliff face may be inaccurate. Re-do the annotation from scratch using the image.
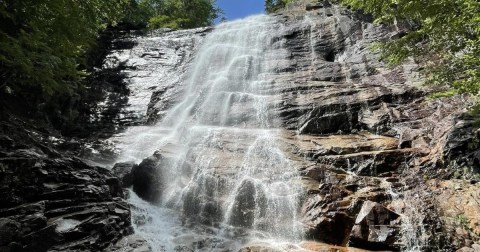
[0,119,132,252]
[135,1,480,251]
[272,1,479,250]
[2,1,480,251]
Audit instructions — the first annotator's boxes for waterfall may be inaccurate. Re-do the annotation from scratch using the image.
[116,15,303,251]
[381,179,429,251]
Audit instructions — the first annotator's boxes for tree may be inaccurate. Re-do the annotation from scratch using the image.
[340,0,480,99]
[121,0,155,29]
[0,0,127,96]
[265,0,292,13]
[147,0,222,29]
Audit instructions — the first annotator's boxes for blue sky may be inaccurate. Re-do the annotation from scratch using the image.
[216,0,265,22]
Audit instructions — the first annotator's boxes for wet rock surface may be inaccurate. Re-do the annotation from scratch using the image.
[349,201,400,250]
[51,27,212,166]
[106,234,152,252]
[125,0,480,249]
[239,241,374,252]
[0,124,132,251]
[112,161,137,187]
[88,27,210,130]
[442,114,480,174]
[131,154,165,203]
[1,1,480,251]
[428,179,480,250]
[262,1,479,250]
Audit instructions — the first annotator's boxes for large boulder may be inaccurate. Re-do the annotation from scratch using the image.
[349,201,401,250]
[302,191,355,246]
[443,114,480,175]
[308,211,355,246]
[228,179,267,228]
[106,234,152,252]
[131,153,165,203]
[0,218,21,249]
[112,161,137,188]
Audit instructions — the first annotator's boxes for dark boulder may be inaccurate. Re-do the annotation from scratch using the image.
[131,154,165,203]
[228,179,265,228]
[182,172,226,225]
[0,218,21,248]
[303,208,354,246]
[112,161,137,188]
[443,114,480,176]
[106,234,152,252]
[349,201,401,250]
[302,191,355,246]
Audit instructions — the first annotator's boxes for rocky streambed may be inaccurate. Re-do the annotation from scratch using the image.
[1,1,480,252]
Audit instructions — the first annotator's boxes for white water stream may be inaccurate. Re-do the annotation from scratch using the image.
[112,15,303,251]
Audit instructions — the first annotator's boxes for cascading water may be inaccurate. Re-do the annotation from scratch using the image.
[115,15,303,251]
[381,179,429,251]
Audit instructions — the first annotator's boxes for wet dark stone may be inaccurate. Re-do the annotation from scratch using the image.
[443,115,480,175]
[349,201,401,250]
[0,147,132,251]
[131,156,164,203]
[0,218,21,247]
[112,161,137,188]
[229,179,257,228]
[306,3,324,11]
[306,211,355,246]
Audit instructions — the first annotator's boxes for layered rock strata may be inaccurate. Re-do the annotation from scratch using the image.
[0,121,132,252]
[2,0,479,251]
[271,0,480,250]
[133,1,480,251]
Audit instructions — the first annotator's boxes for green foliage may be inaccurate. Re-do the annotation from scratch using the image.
[123,0,222,30]
[340,0,480,98]
[455,213,470,229]
[0,0,127,96]
[0,0,221,101]
[265,0,293,13]
[428,89,457,99]
[148,15,188,29]
[121,0,155,29]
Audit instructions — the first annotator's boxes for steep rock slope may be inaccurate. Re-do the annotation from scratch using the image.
[85,27,211,164]
[0,119,132,252]
[3,0,477,251]
[138,1,480,251]
[271,1,479,250]
[0,27,212,252]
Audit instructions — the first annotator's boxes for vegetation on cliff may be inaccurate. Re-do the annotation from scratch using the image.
[0,0,126,96]
[265,0,293,13]
[340,0,480,100]
[122,0,221,29]
[0,0,220,97]
[0,0,221,132]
